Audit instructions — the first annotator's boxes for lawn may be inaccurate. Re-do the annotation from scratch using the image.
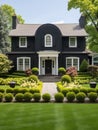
[0,103,98,130]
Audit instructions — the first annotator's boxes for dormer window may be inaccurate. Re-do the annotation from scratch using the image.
[19,37,27,47]
[69,37,77,48]
[45,34,52,47]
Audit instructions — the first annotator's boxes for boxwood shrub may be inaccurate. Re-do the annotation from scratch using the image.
[15,93,24,102]
[61,88,69,97]
[80,87,88,95]
[76,92,86,103]
[4,93,13,102]
[54,92,64,102]
[72,88,79,94]
[19,88,29,94]
[24,92,33,102]
[6,88,13,93]
[33,93,41,102]
[66,92,76,102]
[42,93,51,102]
[88,92,97,102]
[27,75,38,83]
[0,88,5,93]
[0,92,3,102]
[61,75,71,84]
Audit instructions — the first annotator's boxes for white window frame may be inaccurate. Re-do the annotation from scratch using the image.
[69,37,77,48]
[17,57,31,71]
[92,55,98,65]
[66,57,79,70]
[44,34,53,47]
[19,37,27,48]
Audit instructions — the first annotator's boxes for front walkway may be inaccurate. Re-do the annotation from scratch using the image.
[41,82,58,100]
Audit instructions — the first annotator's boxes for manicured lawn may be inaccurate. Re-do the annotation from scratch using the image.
[0,103,98,130]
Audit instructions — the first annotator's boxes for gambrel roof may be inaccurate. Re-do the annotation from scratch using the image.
[9,23,88,37]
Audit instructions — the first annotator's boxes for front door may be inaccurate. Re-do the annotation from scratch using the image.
[45,60,52,75]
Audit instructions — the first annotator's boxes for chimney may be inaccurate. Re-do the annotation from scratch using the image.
[12,14,19,29]
[79,15,86,28]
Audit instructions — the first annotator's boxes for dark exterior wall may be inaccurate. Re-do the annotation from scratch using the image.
[11,37,35,52]
[62,36,86,52]
[8,53,38,71]
[58,53,88,69]
[35,24,62,51]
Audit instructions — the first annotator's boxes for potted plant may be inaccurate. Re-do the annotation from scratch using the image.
[9,81,16,88]
[89,79,97,88]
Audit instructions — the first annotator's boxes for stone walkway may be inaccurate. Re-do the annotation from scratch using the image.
[41,82,58,100]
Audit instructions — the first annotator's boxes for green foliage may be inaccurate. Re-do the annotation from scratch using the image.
[13,88,20,96]
[6,88,13,93]
[80,87,88,95]
[0,92,3,102]
[0,54,13,74]
[15,93,24,102]
[66,92,76,102]
[19,88,29,94]
[0,88,5,93]
[61,88,69,97]
[71,88,79,94]
[4,93,13,102]
[88,92,97,102]
[61,75,71,84]
[76,92,86,103]
[80,59,89,72]
[32,67,39,75]
[88,65,98,78]
[54,92,64,102]
[33,93,41,102]
[23,92,33,102]
[58,67,66,76]
[42,93,51,102]
[27,75,38,83]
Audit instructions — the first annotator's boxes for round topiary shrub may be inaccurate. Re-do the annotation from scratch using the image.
[66,92,76,102]
[29,88,35,94]
[76,92,86,103]
[6,88,13,93]
[32,67,39,75]
[0,92,3,102]
[0,88,5,93]
[33,93,41,102]
[54,92,64,102]
[27,75,38,83]
[19,88,29,94]
[61,88,69,97]
[80,87,88,95]
[15,93,24,102]
[61,75,71,84]
[13,88,20,96]
[42,93,51,102]
[24,92,33,102]
[88,92,97,102]
[4,93,13,102]
[72,88,79,94]
[58,67,66,76]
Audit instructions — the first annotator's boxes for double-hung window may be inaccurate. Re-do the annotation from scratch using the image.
[69,37,77,48]
[19,37,27,47]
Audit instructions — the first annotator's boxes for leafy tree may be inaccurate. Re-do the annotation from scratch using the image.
[0,7,10,54]
[80,59,89,72]
[68,0,98,52]
[0,4,24,54]
[0,53,13,74]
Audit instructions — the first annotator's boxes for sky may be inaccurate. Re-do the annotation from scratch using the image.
[0,0,81,24]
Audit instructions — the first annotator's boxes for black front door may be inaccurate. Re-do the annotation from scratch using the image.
[45,60,52,75]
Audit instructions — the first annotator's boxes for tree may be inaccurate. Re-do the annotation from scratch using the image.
[0,7,10,54]
[80,59,89,72]
[0,4,24,54]
[68,0,98,52]
[0,53,13,74]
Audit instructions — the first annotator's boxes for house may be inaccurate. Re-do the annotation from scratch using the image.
[8,15,94,75]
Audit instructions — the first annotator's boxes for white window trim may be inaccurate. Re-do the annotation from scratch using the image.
[19,37,27,48]
[44,34,53,47]
[17,57,31,71]
[69,37,77,48]
[66,57,79,71]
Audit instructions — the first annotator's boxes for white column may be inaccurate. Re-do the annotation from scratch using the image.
[39,56,40,75]
[56,56,58,75]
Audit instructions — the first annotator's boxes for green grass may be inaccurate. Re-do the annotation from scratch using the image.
[0,103,98,130]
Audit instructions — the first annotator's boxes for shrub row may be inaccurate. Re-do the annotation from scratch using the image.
[0,92,98,103]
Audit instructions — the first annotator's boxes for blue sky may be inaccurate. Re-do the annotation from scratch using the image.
[0,0,81,24]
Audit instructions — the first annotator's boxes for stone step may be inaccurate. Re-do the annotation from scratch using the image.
[39,76,61,82]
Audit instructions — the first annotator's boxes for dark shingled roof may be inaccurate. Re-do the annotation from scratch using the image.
[9,23,88,37]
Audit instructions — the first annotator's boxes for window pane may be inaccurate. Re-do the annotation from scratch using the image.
[20,37,26,47]
[25,58,30,70]
[45,34,52,47]
[70,37,76,47]
[18,59,23,71]
[66,59,72,68]
[73,58,78,69]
